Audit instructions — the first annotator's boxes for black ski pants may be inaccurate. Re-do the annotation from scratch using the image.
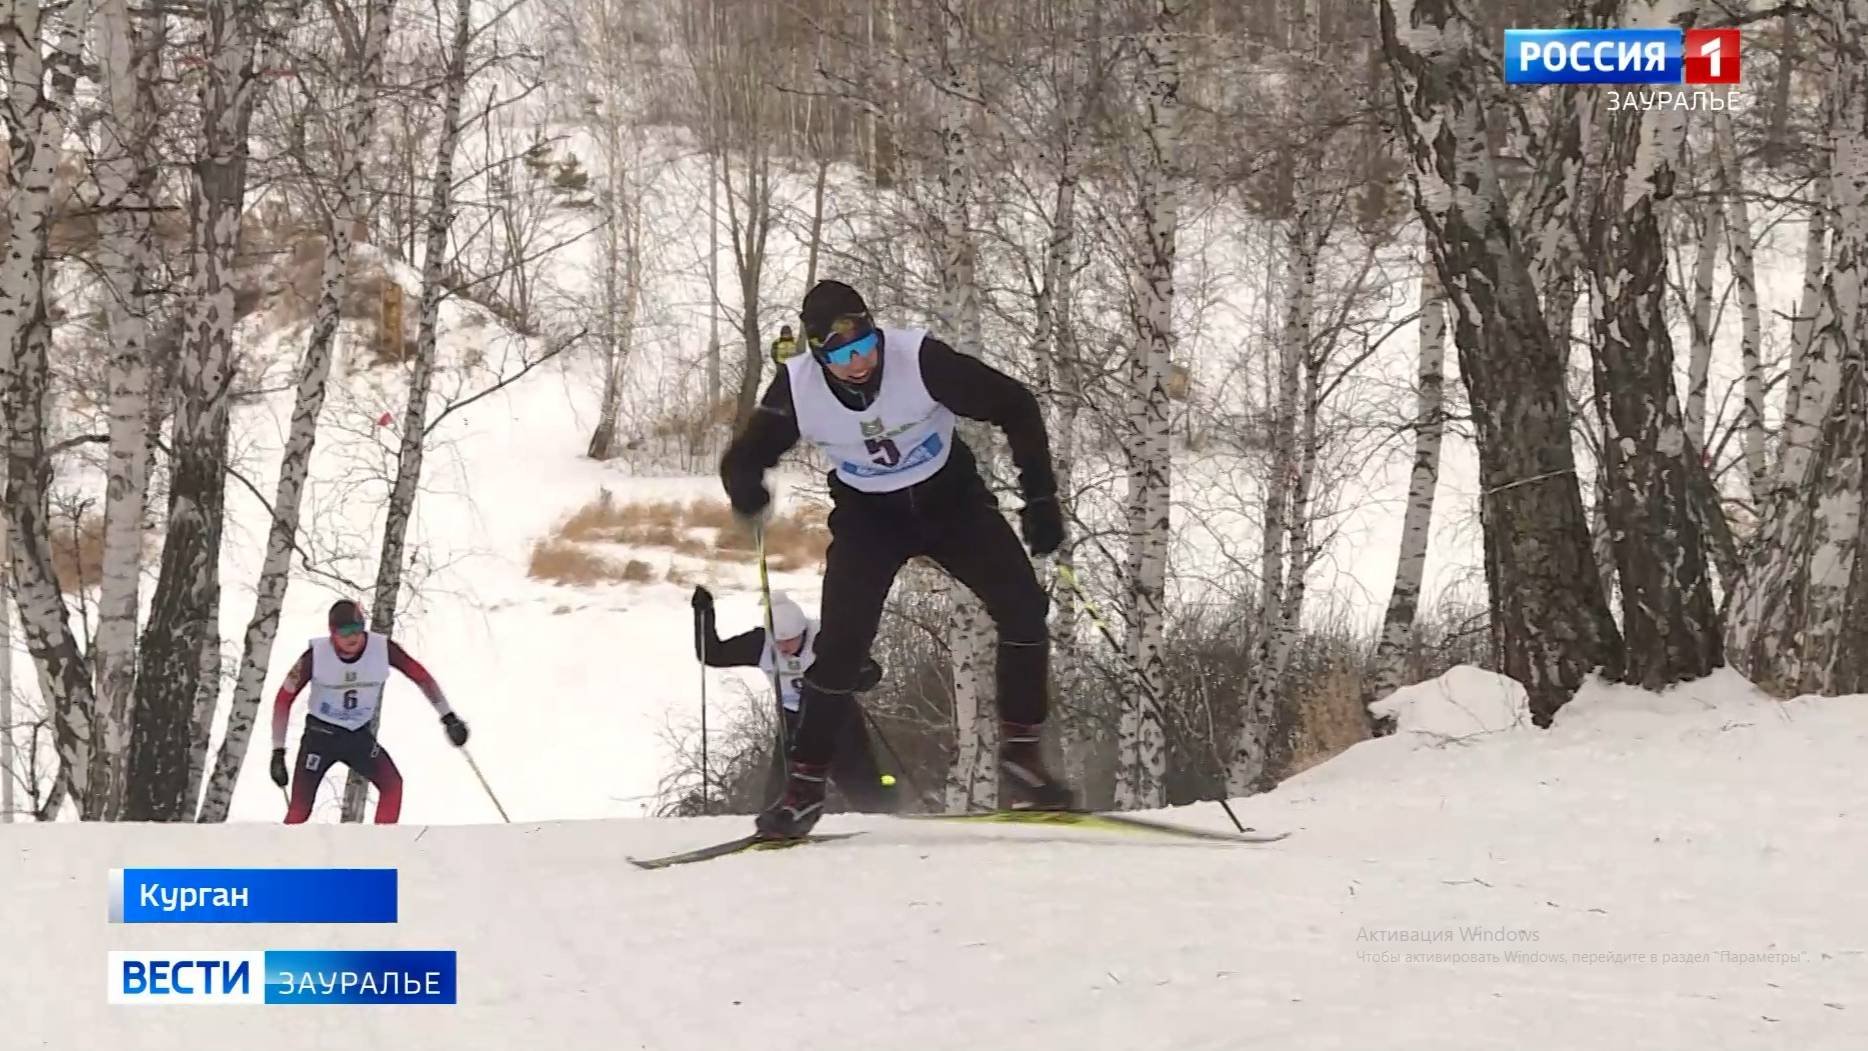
[763,704,899,811]
[788,476,1051,768]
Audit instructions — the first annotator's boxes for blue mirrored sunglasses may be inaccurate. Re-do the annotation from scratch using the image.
[819,329,879,365]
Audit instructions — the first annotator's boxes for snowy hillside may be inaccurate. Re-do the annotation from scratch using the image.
[180,247,837,825]
[2,110,1834,825]
[11,668,1866,1047]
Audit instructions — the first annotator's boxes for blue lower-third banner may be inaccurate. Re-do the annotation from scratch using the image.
[109,950,457,1005]
[110,867,397,923]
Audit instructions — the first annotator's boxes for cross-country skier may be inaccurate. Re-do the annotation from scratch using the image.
[690,584,898,812]
[719,278,1074,838]
[269,599,469,823]
[770,324,800,365]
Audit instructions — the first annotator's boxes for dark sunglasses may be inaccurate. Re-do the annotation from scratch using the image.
[808,315,879,365]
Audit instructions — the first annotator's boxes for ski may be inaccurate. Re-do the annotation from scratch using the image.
[628,831,866,870]
[899,809,1289,844]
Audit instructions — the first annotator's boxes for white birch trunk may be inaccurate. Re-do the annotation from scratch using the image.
[1784,186,1830,432]
[1727,7,1868,691]
[87,0,162,819]
[932,0,998,810]
[1712,110,1767,501]
[3,0,99,812]
[1230,214,1317,794]
[944,603,997,810]
[942,569,978,809]
[1777,62,1842,503]
[126,0,269,820]
[1038,78,1085,694]
[198,0,398,822]
[1370,255,1447,705]
[1,454,12,822]
[585,32,635,463]
[1377,0,1622,725]
[1114,0,1180,810]
[704,0,721,416]
[1791,6,1868,691]
[1586,8,1724,691]
[1684,193,1720,449]
[185,585,221,809]
[342,0,472,819]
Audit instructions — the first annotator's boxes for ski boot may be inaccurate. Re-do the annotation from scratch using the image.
[755,761,828,839]
[998,722,1078,811]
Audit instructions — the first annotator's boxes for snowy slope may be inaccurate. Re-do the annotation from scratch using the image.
[0,133,1832,825]
[192,251,836,825]
[8,668,1867,1048]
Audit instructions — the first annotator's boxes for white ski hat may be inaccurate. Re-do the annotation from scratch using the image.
[768,592,809,641]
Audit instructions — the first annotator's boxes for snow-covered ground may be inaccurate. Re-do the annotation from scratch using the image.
[8,665,1865,1047]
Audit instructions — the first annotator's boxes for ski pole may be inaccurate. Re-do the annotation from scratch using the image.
[1052,558,1248,835]
[859,702,923,805]
[460,747,510,823]
[696,604,710,814]
[756,521,789,807]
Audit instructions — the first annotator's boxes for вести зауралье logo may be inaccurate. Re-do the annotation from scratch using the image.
[107,950,457,1005]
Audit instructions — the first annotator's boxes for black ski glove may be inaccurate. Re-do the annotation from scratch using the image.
[1019,494,1065,557]
[854,659,884,692]
[725,475,771,522]
[442,713,469,747]
[691,585,714,614]
[270,748,289,788]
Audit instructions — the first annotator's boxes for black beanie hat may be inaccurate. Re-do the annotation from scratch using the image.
[800,280,870,344]
[328,599,366,633]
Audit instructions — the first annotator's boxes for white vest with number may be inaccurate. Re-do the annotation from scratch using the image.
[759,622,819,712]
[788,327,957,493]
[307,632,391,730]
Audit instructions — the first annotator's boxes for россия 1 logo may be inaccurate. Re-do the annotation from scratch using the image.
[1504,27,1742,111]
[1505,28,1741,85]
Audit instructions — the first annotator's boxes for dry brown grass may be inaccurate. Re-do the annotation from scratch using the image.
[526,538,655,586]
[708,503,827,572]
[646,397,742,450]
[46,510,153,594]
[51,513,108,594]
[537,489,830,579]
[1283,668,1376,777]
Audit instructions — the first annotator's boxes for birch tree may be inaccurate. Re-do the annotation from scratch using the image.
[3,0,99,814]
[1711,110,1766,501]
[197,0,399,823]
[571,0,649,461]
[1582,0,1722,690]
[1,449,13,820]
[926,0,1000,811]
[85,0,165,818]
[1370,254,1447,705]
[1028,0,1100,689]
[1727,8,1867,694]
[1783,179,1830,436]
[125,0,272,820]
[1232,214,1321,793]
[341,0,474,820]
[1376,0,1622,725]
[1113,0,1179,808]
[1682,187,1719,451]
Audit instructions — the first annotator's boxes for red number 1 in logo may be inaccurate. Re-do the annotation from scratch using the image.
[1683,29,1740,85]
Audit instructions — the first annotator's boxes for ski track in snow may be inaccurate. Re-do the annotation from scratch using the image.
[8,666,1868,1048]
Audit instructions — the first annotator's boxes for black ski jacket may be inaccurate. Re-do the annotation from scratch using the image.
[692,616,883,691]
[719,332,1057,520]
